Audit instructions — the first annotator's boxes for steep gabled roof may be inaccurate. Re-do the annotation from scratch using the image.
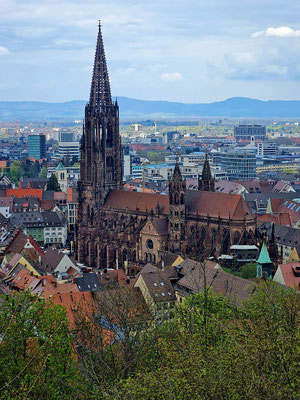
[275,263,300,290]
[186,190,250,220]
[39,249,65,273]
[104,190,169,214]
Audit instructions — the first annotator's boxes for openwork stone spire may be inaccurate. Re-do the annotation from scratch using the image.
[89,21,112,109]
[198,151,215,192]
[172,155,182,181]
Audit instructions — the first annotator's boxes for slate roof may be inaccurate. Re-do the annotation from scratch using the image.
[20,178,49,189]
[104,190,169,214]
[74,273,102,292]
[136,264,176,303]
[262,223,300,254]
[151,218,168,236]
[42,191,55,200]
[39,249,65,274]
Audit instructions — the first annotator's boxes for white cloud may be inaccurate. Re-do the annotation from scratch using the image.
[252,26,300,38]
[160,72,182,81]
[0,46,10,55]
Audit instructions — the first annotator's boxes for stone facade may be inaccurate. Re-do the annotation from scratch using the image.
[75,24,257,270]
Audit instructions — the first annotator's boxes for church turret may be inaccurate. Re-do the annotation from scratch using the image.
[198,151,215,192]
[168,157,186,252]
[256,239,274,279]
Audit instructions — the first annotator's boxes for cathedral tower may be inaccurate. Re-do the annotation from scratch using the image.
[168,159,186,252]
[198,151,215,192]
[78,22,122,226]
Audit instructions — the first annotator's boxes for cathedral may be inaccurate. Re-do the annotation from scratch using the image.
[75,23,257,271]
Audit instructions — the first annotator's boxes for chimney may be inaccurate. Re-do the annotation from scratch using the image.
[126,277,130,285]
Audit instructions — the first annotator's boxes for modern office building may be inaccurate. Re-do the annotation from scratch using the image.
[59,131,74,142]
[234,124,266,142]
[257,141,277,156]
[58,141,80,160]
[28,135,46,159]
[220,151,256,180]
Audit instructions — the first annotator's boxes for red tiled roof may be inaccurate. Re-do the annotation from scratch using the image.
[257,213,292,227]
[186,190,251,220]
[10,267,36,290]
[40,276,79,299]
[67,188,78,202]
[104,190,169,214]
[0,197,13,211]
[28,236,44,256]
[6,230,28,254]
[52,291,95,328]
[54,192,67,201]
[269,198,285,213]
[277,263,300,290]
[40,199,55,211]
[6,188,43,200]
[272,199,300,225]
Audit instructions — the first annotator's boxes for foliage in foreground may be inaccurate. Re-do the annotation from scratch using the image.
[0,282,299,399]
[101,283,299,400]
[0,292,79,400]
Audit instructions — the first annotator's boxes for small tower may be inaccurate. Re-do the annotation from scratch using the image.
[198,151,214,192]
[168,157,186,252]
[256,241,274,279]
[54,161,67,192]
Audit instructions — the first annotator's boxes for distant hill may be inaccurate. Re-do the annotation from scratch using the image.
[1,97,300,122]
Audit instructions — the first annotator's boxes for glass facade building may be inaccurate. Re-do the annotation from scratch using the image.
[28,135,46,159]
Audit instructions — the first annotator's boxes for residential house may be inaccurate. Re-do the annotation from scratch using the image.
[263,223,300,264]
[273,262,300,291]
[39,248,80,275]
[175,258,255,307]
[134,264,176,317]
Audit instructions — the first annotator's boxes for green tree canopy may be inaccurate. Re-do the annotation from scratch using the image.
[0,291,79,399]
[47,173,61,191]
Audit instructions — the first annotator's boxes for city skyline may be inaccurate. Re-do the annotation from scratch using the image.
[1,0,300,103]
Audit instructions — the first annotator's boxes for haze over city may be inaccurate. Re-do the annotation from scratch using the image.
[1,0,300,103]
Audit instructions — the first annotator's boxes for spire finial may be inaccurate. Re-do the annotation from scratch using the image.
[89,21,112,108]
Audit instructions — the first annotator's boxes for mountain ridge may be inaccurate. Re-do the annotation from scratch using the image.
[1,96,300,121]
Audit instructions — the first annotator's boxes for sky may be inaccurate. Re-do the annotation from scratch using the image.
[1,0,300,103]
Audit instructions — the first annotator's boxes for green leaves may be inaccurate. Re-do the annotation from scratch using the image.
[0,292,78,400]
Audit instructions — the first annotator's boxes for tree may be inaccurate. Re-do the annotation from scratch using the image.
[74,285,159,397]
[0,291,79,399]
[7,161,22,185]
[39,166,48,178]
[106,282,299,400]
[47,173,61,191]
